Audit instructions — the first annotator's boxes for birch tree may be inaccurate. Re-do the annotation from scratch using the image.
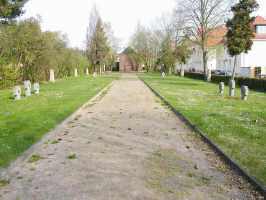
[178,0,232,78]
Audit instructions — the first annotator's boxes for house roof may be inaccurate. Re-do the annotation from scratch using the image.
[253,16,266,25]
[204,16,266,45]
[207,27,227,46]
[252,16,266,39]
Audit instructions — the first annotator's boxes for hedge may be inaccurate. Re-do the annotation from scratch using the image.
[184,72,266,92]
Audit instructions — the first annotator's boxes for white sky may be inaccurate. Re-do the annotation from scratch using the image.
[20,0,266,50]
[20,0,176,49]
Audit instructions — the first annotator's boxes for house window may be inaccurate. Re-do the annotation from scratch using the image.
[255,25,266,34]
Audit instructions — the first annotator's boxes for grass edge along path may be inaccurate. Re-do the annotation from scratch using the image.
[0,73,120,168]
[138,73,266,187]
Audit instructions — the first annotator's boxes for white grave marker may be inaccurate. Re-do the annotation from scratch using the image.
[34,83,40,94]
[24,80,31,97]
[93,72,97,78]
[219,82,224,94]
[241,85,248,101]
[13,86,21,100]
[74,68,78,77]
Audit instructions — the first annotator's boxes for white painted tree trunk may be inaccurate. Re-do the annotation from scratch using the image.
[50,69,55,82]
[180,64,184,77]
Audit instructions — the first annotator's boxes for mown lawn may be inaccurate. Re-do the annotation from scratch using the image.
[0,73,120,168]
[138,73,266,186]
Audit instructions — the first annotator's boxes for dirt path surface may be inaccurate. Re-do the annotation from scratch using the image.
[0,74,256,200]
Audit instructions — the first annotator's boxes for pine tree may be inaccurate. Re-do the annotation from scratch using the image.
[226,0,259,80]
[0,0,25,24]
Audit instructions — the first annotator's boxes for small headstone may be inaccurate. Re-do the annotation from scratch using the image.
[93,72,97,78]
[24,80,31,97]
[13,86,21,100]
[74,68,78,77]
[50,69,55,82]
[162,72,166,78]
[86,68,89,75]
[219,82,224,94]
[241,85,248,101]
[34,83,40,94]
[229,80,235,96]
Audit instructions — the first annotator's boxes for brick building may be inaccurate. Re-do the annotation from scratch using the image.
[119,53,141,72]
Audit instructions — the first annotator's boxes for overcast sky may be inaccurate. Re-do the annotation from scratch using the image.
[20,0,266,50]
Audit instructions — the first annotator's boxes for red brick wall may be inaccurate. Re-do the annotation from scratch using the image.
[119,53,138,72]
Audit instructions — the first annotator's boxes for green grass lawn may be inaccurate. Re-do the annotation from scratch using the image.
[138,73,266,186]
[0,73,120,168]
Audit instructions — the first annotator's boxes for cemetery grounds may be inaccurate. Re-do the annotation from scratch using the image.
[138,73,266,186]
[0,73,120,168]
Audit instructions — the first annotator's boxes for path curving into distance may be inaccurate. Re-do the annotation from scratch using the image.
[0,73,256,200]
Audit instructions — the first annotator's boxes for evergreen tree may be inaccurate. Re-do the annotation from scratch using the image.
[86,11,110,74]
[94,18,108,74]
[175,39,193,76]
[226,0,259,80]
[0,0,25,24]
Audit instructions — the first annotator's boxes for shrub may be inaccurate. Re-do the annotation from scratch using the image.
[0,63,20,89]
[184,72,205,80]
[184,72,266,92]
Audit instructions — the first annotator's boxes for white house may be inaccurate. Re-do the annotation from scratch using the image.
[185,16,266,77]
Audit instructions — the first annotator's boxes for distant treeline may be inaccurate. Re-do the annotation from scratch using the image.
[0,17,90,88]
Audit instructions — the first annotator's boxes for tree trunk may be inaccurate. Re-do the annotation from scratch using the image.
[231,55,237,80]
[180,64,184,77]
[203,50,208,80]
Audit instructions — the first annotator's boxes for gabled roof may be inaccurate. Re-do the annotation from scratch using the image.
[252,16,266,39]
[253,16,266,25]
[205,16,266,45]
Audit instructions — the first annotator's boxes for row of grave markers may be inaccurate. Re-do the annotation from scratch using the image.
[13,81,39,100]
[49,68,96,82]
[219,81,248,100]
[13,69,97,100]
[161,72,249,101]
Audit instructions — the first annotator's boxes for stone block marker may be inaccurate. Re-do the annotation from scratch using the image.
[24,80,31,97]
[50,69,55,82]
[229,80,235,97]
[162,72,166,78]
[13,86,21,100]
[86,68,89,75]
[34,83,40,94]
[74,68,78,77]
[241,85,248,101]
[219,82,224,94]
[93,72,97,78]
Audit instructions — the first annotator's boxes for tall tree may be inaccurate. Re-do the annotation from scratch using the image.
[0,0,25,24]
[178,0,232,79]
[226,0,259,80]
[86,7,109,73]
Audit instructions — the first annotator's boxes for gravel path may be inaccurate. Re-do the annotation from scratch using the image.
[0,73,256,200]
